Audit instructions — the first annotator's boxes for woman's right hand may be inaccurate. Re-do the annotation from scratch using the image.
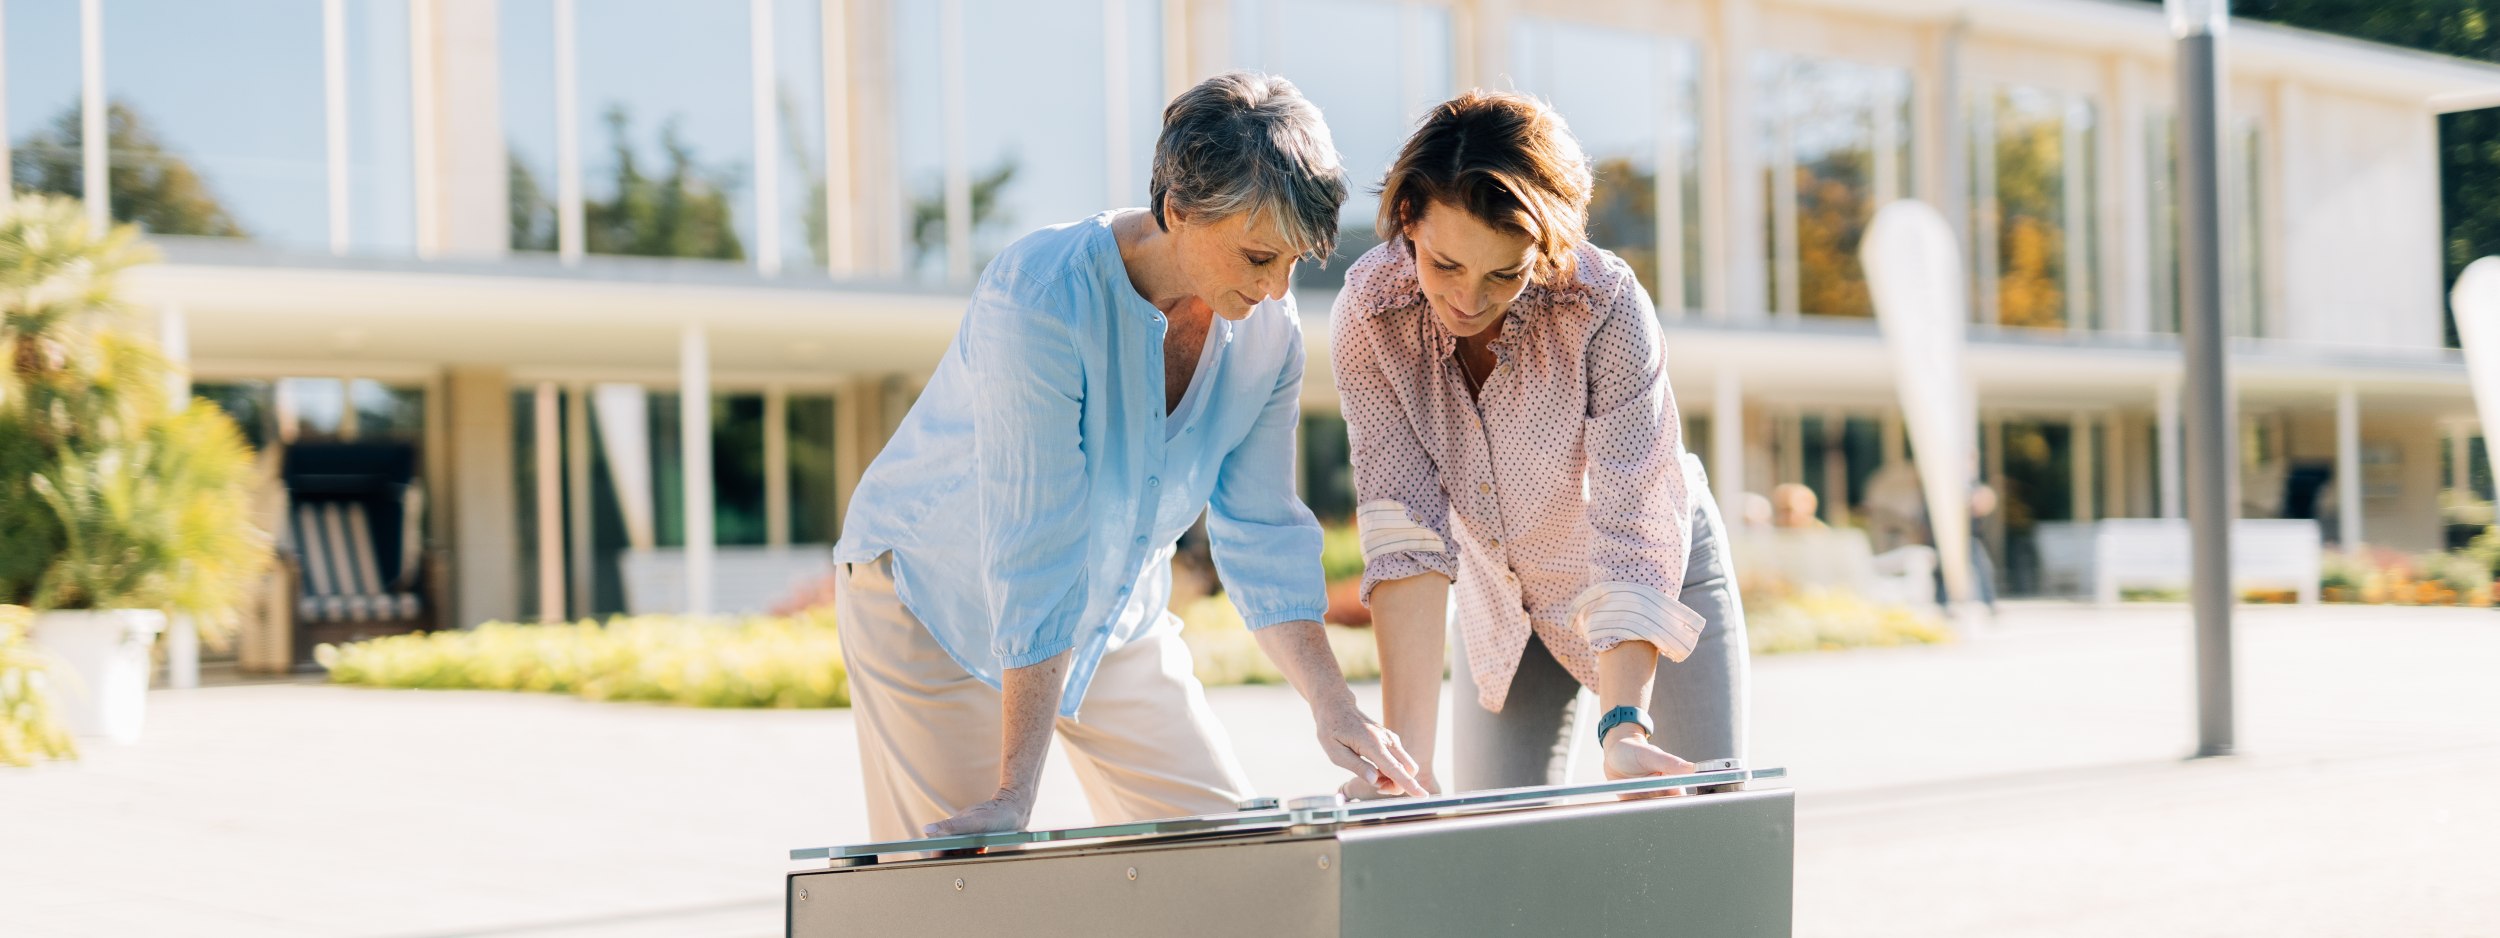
[1339,769,1441,802]
[1603,731,1696,797]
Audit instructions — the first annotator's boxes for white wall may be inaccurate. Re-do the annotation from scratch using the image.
[2277,86,2447,352]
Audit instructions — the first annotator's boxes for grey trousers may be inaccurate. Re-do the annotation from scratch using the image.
[1452,465,1751,790]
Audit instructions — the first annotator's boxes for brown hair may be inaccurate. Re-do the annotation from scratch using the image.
[1376,90,1592,283]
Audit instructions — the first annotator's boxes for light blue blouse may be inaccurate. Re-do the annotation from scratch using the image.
[833,211,1327,717]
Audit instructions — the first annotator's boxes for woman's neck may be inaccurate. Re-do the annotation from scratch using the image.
[1116,210,1197,318]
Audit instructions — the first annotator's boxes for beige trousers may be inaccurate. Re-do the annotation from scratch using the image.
[836,554,1253,842]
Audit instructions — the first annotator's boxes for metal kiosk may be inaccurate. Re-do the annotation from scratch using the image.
[787,764,1792,937]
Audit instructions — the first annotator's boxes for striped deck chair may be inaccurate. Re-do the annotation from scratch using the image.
[294,500,423,623]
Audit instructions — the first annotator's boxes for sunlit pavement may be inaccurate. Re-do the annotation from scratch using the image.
[4,602,2494,937]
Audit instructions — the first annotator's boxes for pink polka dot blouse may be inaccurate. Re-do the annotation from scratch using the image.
[1331,238,1704,712]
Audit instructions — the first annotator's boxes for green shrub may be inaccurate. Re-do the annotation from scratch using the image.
[1176,594,1379,686]
[320,597,1389,707]
[1319,523,1366,584]
[319,610,850,708]
[0,605,76,766]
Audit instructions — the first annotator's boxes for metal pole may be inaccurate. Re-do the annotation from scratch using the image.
[2171,0,2235,758]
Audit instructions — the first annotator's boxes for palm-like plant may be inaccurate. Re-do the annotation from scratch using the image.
[0,193,264,634]
[0,605,75,766]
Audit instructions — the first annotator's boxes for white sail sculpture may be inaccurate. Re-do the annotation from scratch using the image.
[2452,257,2500,508]
[1861,200,1979,612]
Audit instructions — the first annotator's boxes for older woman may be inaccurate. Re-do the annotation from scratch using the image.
[1334,91,1748,794]
[832,72,1420,841]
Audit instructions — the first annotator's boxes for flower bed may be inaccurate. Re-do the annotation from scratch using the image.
[2320,546,2496,607]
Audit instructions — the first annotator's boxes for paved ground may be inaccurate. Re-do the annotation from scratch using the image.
[4,602,2496,936]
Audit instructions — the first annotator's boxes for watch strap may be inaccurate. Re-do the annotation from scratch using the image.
[1596,705,1653,748]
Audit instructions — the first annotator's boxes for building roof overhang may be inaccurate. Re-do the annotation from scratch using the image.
[1788,0,2500,112]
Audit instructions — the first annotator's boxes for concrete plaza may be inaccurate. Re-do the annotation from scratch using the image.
[3,602,2495,937]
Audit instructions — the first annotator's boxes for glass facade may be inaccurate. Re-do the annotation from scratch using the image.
[1974,84,2096,331]
[513,385,844,618]
[1512,19,1704,311]
[891,0,1160,282]
[892,0,947,280]
[503,0,559,252]
[346,0,417,254]
[1761,54,1914,319]
[1234,0,1452,287]
[769,0,828,271]
[575,2,753,260]
[5,0,80,200]
[506,0,834,264]
[7,2,411,251]
[2146,111,2264,337]
[103,2,325,245]
[962,0,1109,264]
[2147,112,2180,334]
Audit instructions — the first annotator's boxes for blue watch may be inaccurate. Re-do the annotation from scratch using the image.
[1596,705,1653,748]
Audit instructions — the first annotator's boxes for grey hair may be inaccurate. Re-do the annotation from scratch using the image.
[1149,71,1347,262]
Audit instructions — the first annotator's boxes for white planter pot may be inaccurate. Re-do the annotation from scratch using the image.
[29,609,167,743]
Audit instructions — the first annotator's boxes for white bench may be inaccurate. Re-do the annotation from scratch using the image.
[1729,527,1940,607]
[619,546,837,617]
[2033,519,2321,605]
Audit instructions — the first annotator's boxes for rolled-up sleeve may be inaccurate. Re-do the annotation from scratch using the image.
[1206,315,1328,629]
[964,280,1094,668]
[1331,292,1455,606]
[1572,277,1706,661]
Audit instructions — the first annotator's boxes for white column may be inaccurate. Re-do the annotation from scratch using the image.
[336,376,361,440]
[2110,58,2152,336]
[823,0,855,275]
[1713,369,1746,513]
[2061,96,2089,331]
[409,0,440,258]
[534,382,564,623]
[939,0,971,283]
[565,383,595,620]
[1917,21,1965,247]
[1654,34,1687,318]
[1983,416,2007,564]
[1821,413,1848,525]
[1777,408,1805,488]
[2158,379,2183,519]
[2336,383,2361,548]
[80,0,105,231]
[2452,419,2474,503]
[1707,0,1763,320]
[323,0,350,255]
[2072,410,2095,521]
[1768,65,1800,319]
[2102,411,2128,519]
[0,3,10,187]
[1872,71,1902,208]
[1970,94,2000,328]
[160,303,199,688]
[158,304,191,410]
[1103,0,1131,208]
[751,0,781,276]
[765,384,792,547]
[680,324,715,617]
[554,0,584,263]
